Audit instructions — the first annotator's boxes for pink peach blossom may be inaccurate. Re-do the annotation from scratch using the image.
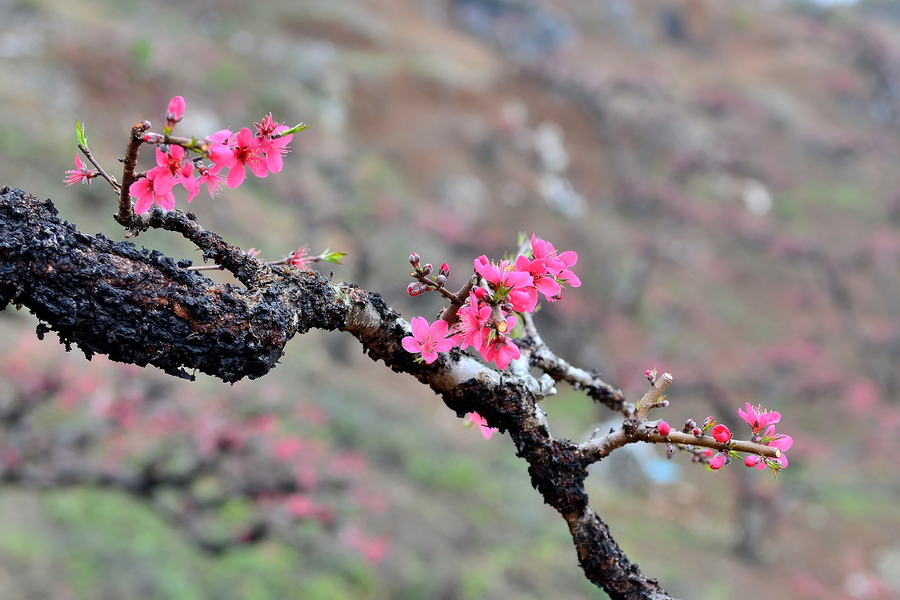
[468,412,498,440]
[132,167,176,213]
[738,403,781,434]
[402,317,456,364]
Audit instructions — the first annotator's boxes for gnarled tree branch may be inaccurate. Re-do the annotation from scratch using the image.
[0,186,673,599]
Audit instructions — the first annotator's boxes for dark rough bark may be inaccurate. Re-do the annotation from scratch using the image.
[0,187,675,599]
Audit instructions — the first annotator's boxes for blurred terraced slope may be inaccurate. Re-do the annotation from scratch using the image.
[3,0,900,598]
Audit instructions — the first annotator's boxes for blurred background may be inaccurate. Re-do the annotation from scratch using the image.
[1,0,899,598]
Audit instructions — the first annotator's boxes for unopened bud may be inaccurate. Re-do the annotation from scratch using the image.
[657,421,671,437]
[711,424,732,444]
[407,282,427,296]
[435,274,447,287]
[659,400,669,408]
[421,263,433,276]
[709,453,727,470]
[744,455,761,468]
[666,443,675,458]
[703,416,715,428]
[440,262,450,276]
[684,419,697,432]
[409,253,420,268]
[692,427,702,438]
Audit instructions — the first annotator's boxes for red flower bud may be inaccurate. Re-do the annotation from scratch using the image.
[744,455,761,468]
[691,427,702,438]
[711,424,732,444]
[421,263,433,276]
[440,262,450,276]
[709,453,727,470]
[409,253,421,267]
[657,421,671,437]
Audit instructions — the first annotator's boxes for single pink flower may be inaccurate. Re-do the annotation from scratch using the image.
[711,424,732,443]
[154,145,199,199]
[709,452,727,470]
[757,425,792,469]
[287,246,311,269]
[738,403,781,434]
[530,234,581,287]
[468,412,498,440]
[456,291,493,351]
[474,255,534,311]
[255,114,293,174]
[225,127,267,188]
[132,167,176,214]
[479,315,520,370]
[195,163,225,200]
[514,254,560,304]
[64,155,93,186]
[402,316,457,364]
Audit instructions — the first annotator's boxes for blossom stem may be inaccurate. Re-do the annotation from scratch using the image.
[183,255,325,271]
[581,422,781,465]
[633,372,673,420]
[77,143,119,191]
[521,311,629,413]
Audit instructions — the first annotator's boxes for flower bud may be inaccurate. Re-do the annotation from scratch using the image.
[440,262,450,276]
[657,421,671,437]
[407,282,427,296]
[692,427,702,438]
[435,274,447,287]
[659,400,669,408]
[666,443,676,458]
[684,419,697,432]
[709,453,727,470]
[703,416,715,428]
[422,263,433,276]
[744,455,761,468]
[166,95,186,123]
[409,253,420,268]
[711,424,732,444]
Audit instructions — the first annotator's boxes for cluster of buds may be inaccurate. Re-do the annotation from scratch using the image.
[66,96,308,215]
[406,254,451,297]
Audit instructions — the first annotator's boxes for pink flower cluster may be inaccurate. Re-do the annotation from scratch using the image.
[402,235,580,370]
[739,403,793,471]
[101,96,293,214]
[705,404,793,473]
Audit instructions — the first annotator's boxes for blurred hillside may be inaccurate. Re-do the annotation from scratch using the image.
[2,0,900,598]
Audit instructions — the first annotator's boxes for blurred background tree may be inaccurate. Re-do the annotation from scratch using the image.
[1,0,900,598]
